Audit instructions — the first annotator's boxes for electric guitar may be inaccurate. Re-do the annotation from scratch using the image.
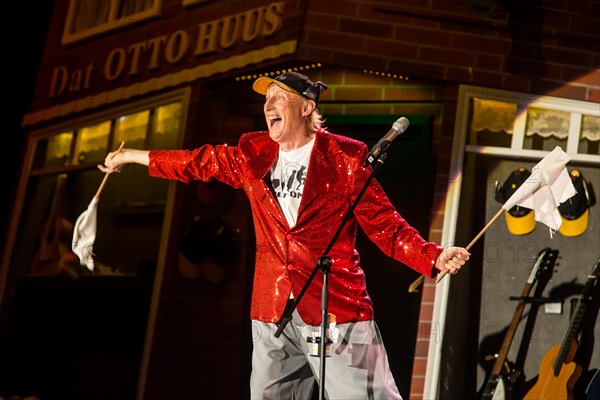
[480,247,557,400]
[524,257,600,400]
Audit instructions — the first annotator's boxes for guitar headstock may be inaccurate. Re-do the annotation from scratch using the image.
[529,247,559,287]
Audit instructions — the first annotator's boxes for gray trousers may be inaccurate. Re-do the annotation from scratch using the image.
[250,307,403,400]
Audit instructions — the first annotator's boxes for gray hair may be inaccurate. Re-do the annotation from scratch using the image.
[310,107,325,132]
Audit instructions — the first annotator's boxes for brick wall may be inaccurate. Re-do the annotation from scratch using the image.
[300,0,599,103]
[19,1,599,398]
[298,2,599,398]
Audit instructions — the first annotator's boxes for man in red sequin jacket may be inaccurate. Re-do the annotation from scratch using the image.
[100,72,470,400]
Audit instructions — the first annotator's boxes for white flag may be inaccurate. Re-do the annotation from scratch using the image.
[502,146,577,235]
[71,141,124,271]
[72,196,99,271]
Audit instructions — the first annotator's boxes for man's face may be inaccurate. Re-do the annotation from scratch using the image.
[263,84,308,146]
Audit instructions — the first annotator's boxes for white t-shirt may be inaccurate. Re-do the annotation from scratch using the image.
[270,138,315,227]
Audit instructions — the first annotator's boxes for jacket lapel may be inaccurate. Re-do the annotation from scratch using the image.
[297,130,341,221]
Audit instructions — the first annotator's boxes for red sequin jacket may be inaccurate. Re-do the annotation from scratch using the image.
[148,129,443,325]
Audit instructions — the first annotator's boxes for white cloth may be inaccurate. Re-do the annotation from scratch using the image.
[502,146,576,235]
[270,138,315,227]
[72,196,99,271]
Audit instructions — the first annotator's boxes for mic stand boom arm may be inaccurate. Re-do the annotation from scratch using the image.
[274,153,388,400]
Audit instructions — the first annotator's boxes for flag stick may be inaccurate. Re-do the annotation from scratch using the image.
[435,208,504,284]
[95,141,125,199]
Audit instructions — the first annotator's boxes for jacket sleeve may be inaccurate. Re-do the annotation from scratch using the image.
[350,144,443,278]
[148,143,245,188]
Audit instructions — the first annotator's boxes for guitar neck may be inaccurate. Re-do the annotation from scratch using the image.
[552,258,600,376]
[552,301,585,376]
[488,250,549,377]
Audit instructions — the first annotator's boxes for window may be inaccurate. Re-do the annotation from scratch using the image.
[63,0,161,45]
[460,86,600,163]
[9,92,186,281]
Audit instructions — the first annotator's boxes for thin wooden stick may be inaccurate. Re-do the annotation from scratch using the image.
[435,207,504,284]
[95,141,125,199]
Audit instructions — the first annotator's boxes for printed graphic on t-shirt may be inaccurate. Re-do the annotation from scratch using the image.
[272,163,307,199]
[270,139,314,227]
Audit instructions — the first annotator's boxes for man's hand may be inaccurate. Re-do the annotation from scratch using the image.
[98,148,150,173]
[435,247,470,275]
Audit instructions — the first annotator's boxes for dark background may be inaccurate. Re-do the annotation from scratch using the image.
[2,2,55,251]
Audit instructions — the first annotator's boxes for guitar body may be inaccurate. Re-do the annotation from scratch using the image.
[526,259,599,400]
[524,344,582,400]
[480,248,557,400]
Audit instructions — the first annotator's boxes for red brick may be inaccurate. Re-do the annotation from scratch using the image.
[503,74,532,92]
[345,104,394,115]
[335,87,384,101]
[357,3,417,25]
[394,26,452,47]
[430,209,445,231]
[319,104,344,114]
[591,2,600,18]
[339,18,394,38]
[332,51,388,71]
[318,69,345,85]
[452,34,511,55]
[385,85,438,101]
[307,1,359,17]
[542,47,593,67]
[412,358,428,376]
[476,54,503,70]
[391,104,444,117]
[366,38,419,60]
[298,46,335,63]
[389,60,445,81]
[422,47,476,67]
[445,66,472,84]
[587,88,600,102]
[420,285,436,303]
[569,16,600,35]
[562,67,600,87]
[567,0,590,14]
[419,304,435,322]
[505,58,550,79]
[306,30,365,50]
[542,10,571,30]
[312,13,340,30]
[531,80,588,101]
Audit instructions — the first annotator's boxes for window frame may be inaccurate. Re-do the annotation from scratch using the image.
[424,84,599,399]
[62,0,163,45]
[458,85,600,164]
[0,88,190,305]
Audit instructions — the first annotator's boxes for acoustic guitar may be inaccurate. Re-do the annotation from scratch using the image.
[480,247,557,400]
[524,258,600,400]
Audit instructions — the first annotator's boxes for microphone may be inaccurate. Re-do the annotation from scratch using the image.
[362,117,409,167]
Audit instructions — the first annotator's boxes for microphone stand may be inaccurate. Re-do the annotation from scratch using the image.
[274,150,390,400]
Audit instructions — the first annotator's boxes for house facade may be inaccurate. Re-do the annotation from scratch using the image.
[1,1,598,399]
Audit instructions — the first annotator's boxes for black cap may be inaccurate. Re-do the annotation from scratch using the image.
[253,72,328,104]
[494,167,536,235]
[558,169,593,237]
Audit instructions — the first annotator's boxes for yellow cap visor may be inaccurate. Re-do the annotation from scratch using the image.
[253,76,300,96]
[504,210,536,235]
[559,208,589,237]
